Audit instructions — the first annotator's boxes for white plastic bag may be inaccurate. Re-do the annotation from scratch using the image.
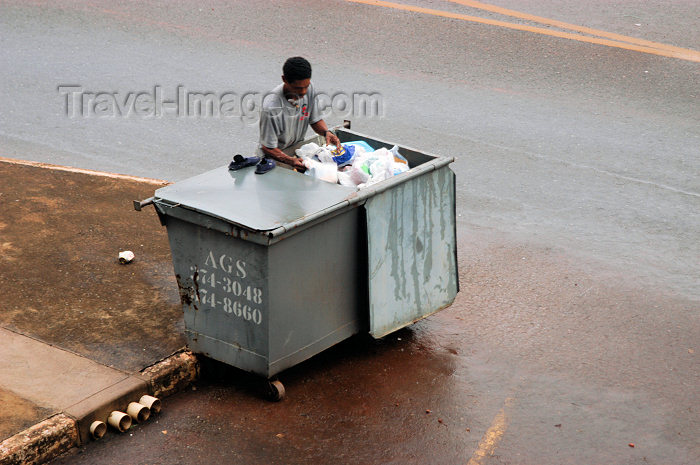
[303,158,338,183]
[362,148,395,186]
[296,143,338,184]
[295,142,408,187]
[295,142,320,158]
[393,163,409,175]
[390,145,409,166]
[367,149,393,184]
[315,146,335,164]
[348,163,370,185]
[337,170,356,187]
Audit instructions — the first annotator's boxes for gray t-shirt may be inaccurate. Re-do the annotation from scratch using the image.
[257,82,322,155]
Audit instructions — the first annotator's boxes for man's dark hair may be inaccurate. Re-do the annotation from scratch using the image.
[283,57,312,83]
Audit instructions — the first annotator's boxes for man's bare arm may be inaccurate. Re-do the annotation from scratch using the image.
[310,120,341,147]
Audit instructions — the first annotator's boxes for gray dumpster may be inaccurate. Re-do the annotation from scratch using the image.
[144,127,458,393]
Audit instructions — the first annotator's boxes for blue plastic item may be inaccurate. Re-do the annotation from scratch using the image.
[343,140,375,154]
[333,145,356,166]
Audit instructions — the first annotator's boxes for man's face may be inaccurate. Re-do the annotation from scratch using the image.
[283,77,311,99]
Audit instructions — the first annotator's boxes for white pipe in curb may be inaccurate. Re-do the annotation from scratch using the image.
[139,395,162,414]
[107,411,132,432]
[126,402,150,423]
[89,420,107,439]
[0,351,198,465]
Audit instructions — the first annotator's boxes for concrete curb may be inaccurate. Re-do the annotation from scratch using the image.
[0,350,199,465]
[0,156,169,185]
[0,415,77,465]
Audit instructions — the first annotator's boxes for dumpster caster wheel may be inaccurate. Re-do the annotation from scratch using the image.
[266,380,285,402]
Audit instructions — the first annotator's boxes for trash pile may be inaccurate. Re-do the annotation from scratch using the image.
[295,140,410,188]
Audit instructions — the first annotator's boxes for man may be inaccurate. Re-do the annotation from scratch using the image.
[258,57,341,171]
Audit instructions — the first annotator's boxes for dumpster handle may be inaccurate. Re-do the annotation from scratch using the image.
[135,197,182,211]
[133,197,155,211]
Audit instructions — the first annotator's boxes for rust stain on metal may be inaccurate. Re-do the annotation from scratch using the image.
[192,268,200,299]
[175,274,193,306]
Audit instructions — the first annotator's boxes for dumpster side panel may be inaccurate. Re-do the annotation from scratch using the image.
[365,166,458,338]
[162,216,272,376]
[267,209,362,376]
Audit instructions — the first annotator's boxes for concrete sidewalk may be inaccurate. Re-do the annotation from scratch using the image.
[0,159,198,464]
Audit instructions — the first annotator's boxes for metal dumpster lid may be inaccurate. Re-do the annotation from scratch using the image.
[155,166,357,232]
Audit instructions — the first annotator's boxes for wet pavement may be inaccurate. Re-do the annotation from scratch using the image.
[1,0,698,463]
[51,227,699,464]
[2,156,695,464]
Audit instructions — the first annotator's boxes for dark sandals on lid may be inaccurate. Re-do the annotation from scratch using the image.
[228,154,261,171]
[255,157,276,174]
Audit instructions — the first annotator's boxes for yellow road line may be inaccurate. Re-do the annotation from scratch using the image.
[345,0,700,62]
[448,0,698,55]
[467,397,515,465]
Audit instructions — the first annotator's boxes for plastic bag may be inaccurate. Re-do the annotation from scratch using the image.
[390,145,409,166]
[343,140,375,154]
[295,141,408,187]
[296,142,338,184]
[366,148,394,185]
[295,143,335,164]
[295,142,321,158]
[332,144,356,166]
[303,158,338,183]
[393,162,409,175]
[347,156,371,185]
[337,171,356,187]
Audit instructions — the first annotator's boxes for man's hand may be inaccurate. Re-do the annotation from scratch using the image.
[292,157,307,172]
[311,121,341,148]
[262,145,306,171]
[325,131,341,148]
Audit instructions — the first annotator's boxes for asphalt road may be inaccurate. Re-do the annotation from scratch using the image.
[1,0,698,463]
